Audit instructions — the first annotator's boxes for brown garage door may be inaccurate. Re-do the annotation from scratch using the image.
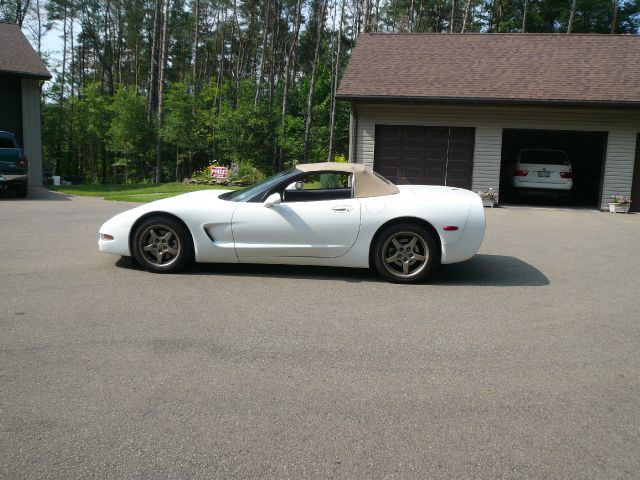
[374,125,475,189]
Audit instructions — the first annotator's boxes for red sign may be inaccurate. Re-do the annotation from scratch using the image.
[211,166,228,179]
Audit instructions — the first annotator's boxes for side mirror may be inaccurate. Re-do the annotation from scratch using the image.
[263,192,281,208]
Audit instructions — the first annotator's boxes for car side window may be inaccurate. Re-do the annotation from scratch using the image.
[282,172,353,203]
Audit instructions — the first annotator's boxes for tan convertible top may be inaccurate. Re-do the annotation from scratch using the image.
[295,162,399,198]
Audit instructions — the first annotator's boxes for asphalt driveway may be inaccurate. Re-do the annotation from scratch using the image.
[1,188,639,479]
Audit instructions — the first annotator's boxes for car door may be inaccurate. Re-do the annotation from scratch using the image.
[231,197,361,259]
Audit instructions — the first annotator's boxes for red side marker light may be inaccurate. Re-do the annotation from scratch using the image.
[443,226,459,231]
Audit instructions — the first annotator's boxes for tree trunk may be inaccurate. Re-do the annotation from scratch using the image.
[267,0,280,108]
[567,0,577,33]
[254,0,271,108]
[461,0,473,32]
[101,144,107,184]
[148,0,161,123]
[303,0,328,163]
[35,0,42,53]
[449,0,456,32]
[156,0,170,183]
[363,0,372,33]
[522,0,528,31]
[192,0,199,87]
[59,0,67,110]
[610,0,618,33]
[14,0,30,27]
[103,0,115,95]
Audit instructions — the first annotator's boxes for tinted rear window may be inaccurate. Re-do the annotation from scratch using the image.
[519,150,569,165]
[0,137,16,149]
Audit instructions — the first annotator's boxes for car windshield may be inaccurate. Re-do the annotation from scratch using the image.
[520,150,569,165]
[220,168,300,202]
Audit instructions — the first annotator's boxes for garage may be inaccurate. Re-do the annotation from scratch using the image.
[337,34,640,211]
[499,129,607,208]
[373,125,475,189]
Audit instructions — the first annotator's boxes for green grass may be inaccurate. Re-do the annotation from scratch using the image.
[50,182,241,203]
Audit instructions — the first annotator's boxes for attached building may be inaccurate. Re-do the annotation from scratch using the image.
[0,23,51,186]
[336,33,640,210]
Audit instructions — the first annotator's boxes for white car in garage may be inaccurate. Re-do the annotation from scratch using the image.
[513,148,573,191]
[99,162,486,283]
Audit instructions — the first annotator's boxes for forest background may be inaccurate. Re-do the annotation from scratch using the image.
[1,0,638,183]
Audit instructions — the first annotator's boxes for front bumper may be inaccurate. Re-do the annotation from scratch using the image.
[98,220,133,256]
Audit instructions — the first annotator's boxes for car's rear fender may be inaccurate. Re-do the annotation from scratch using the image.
[368,216,443,266]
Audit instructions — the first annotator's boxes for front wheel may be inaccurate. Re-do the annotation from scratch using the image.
[132,216,193,273]
[372,223,439,283]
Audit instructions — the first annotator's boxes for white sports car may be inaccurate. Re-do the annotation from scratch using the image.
[99,162,485,283]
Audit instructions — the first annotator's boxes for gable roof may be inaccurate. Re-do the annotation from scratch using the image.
[0,23,51,80]
[336,33,640,108]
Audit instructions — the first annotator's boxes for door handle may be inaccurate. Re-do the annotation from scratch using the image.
[332,205,352,213]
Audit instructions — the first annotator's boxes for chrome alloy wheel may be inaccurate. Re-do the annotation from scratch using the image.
[138,224,181,267]
[381,231,429,279]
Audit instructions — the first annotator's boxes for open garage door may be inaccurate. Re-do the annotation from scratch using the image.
[499,129,607,208]
[374,125,475,189]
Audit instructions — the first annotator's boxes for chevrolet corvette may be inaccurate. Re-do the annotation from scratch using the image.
[98,162,485,283]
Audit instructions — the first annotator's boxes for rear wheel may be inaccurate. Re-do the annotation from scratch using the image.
[372,223,439,283]
[132,216,193,273]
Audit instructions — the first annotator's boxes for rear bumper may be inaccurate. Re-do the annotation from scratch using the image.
[441,197,486,264]
[0,173,29,191]
[513,179,573,191]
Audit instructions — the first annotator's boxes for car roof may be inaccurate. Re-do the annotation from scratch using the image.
[294,162,400,198]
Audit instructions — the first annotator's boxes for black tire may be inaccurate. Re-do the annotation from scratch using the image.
[372,223,439,284]
[15,184,28,198]
[131,216,193,273]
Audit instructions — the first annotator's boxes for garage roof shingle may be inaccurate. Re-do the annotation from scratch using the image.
[0,23,51,80]
[336,33,640,107]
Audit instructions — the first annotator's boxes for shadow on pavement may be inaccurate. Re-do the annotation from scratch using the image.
[116,253,548,287]
[0,187,72,201]
[116,257,378,283]
[433,254,549,287]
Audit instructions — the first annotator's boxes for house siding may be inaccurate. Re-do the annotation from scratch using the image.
[21,79,44,186]
[353,103,640,209]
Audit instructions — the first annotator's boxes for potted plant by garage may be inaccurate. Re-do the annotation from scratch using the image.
[477,188,498,208]
[609,194,631,214]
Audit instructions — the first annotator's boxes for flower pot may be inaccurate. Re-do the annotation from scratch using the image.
[482,199,496,208]
[609,203,630,214]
